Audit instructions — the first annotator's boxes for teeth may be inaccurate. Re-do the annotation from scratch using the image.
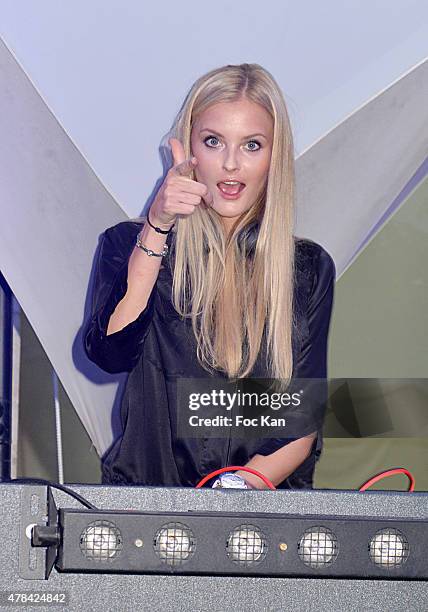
[222,181,241,185]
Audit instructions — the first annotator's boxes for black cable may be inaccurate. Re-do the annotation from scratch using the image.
[8,478,98,510]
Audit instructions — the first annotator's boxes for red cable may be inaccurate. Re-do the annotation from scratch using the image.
[359,468,415,492]
[195,465,276,490]
[196,466,415,492]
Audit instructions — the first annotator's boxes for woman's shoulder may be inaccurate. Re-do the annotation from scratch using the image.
[294,237,336,277]
[103,218,145,244]
[102,218,157,256]
[293,237,336,300]
[100,219,174,276]
[94,220,144,264]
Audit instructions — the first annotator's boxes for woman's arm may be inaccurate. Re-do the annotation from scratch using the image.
[235,432,316,489]
[84,219,168,373]
[106,218,170,335]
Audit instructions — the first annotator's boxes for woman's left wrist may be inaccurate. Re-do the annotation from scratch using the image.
[234,471,260,489]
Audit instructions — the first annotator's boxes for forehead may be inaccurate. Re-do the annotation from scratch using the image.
[193,99,273,135]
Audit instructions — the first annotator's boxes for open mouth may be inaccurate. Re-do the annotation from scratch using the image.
[217,181,246,196]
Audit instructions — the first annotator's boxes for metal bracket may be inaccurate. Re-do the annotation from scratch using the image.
[18,485,57,580]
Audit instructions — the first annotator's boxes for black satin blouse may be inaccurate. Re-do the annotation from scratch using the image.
[84,220,336,489]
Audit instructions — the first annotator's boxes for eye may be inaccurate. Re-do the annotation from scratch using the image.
[204,135,221,148]
[245,140,261,152]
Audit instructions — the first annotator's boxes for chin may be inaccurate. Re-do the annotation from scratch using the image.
[213,199,252,214]
[213,206,248,220]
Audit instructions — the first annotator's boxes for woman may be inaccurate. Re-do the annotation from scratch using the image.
[84,63,336,490]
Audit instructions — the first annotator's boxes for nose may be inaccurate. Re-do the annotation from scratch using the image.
[222,146,240,173]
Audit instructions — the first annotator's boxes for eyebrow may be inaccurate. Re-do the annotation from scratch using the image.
[199,128,268,141]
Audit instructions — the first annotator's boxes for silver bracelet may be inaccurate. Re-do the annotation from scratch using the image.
[136,231,169,257]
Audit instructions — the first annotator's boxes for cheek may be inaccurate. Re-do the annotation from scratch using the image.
[253,154,271,184]
[194,150,218,180]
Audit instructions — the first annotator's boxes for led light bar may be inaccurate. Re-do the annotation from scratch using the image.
[31,506,428,580]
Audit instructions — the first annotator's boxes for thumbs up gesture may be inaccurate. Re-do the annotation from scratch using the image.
[149,138,214,229]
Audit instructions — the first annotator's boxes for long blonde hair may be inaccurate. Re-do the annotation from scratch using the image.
[164,63,296,387]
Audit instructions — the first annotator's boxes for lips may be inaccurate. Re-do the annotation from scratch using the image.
[217,182,246,195]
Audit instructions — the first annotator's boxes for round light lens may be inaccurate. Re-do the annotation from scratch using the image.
[153,522,195,566]
[298,526,338,568]
[226,524,267,566]
[80,520,123,561]
[369,528,409,568]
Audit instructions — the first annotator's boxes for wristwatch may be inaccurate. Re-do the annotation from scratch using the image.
[211,472,252,489]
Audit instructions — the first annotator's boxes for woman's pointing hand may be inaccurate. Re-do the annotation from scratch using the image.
[149,138,213,229]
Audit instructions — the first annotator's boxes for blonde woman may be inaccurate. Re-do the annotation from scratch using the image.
[84,63,336,490]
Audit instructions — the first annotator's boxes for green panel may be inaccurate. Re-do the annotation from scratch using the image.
[316,174,428,491]
[330,175,428,378]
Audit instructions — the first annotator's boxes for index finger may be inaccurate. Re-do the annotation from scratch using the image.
[173,157,198,177]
